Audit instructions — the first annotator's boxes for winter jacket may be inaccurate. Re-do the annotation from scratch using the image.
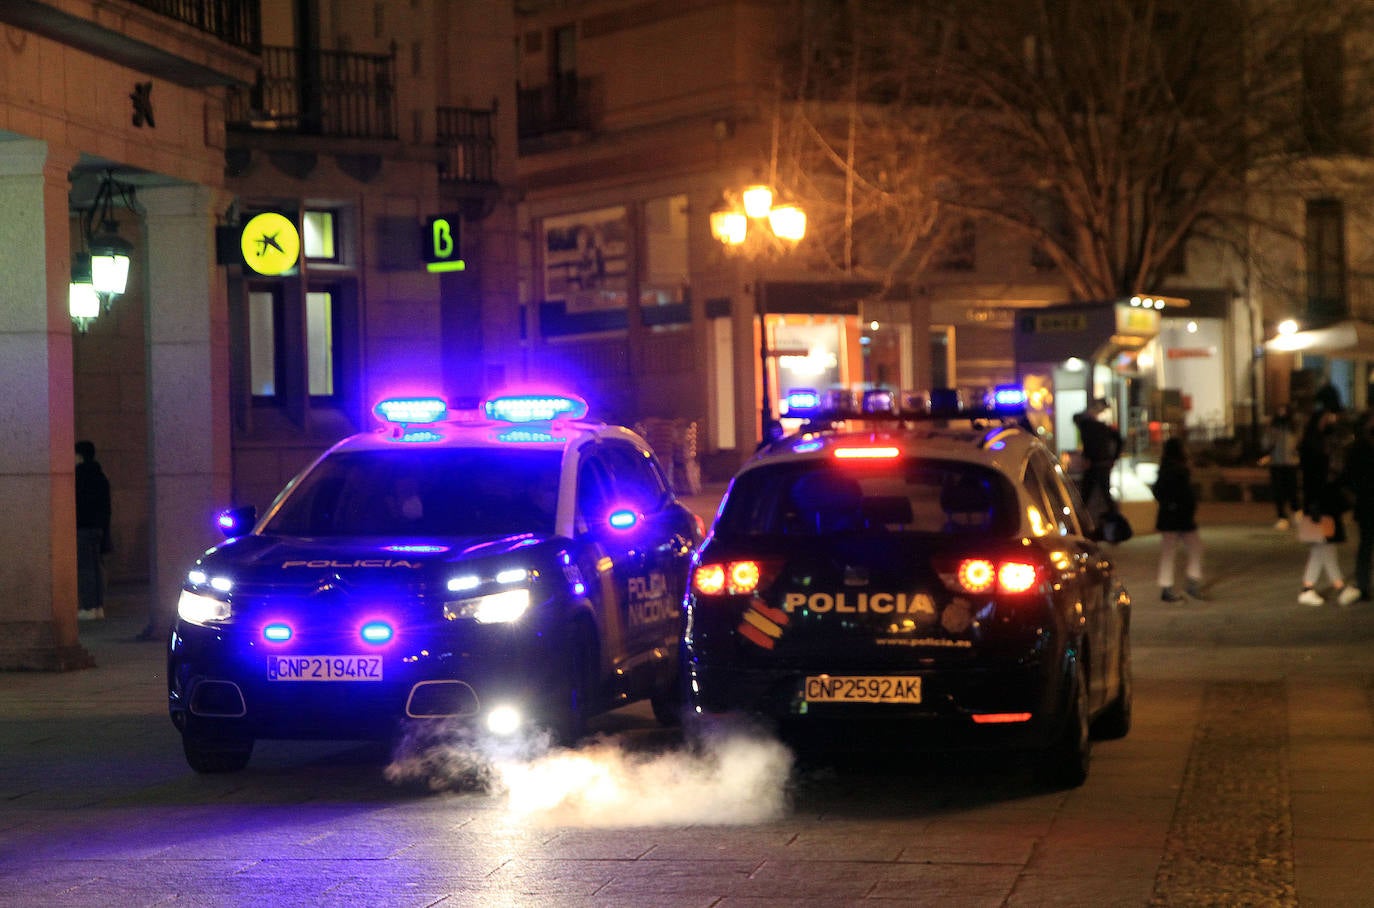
[1153,458,1197,533]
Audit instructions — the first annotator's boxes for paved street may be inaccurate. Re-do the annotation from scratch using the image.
[1,499,1372,906]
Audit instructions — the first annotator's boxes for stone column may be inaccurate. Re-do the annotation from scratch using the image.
[139,184,232,636]
[0,140,92,670]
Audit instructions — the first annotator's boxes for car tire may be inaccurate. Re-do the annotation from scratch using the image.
[1092,625,1132,741]
[1037,661,1090,789]
[650,684,682,727]
[182,733,254,774]
[548,625,596,746]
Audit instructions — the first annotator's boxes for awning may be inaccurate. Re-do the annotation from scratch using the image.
[1265,319,1374,356]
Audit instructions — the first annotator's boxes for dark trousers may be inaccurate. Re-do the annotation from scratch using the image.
[1356,516,1374,595]
[1078,461,1115,515]
[76,527,105,611]
[1269,464,1300,519]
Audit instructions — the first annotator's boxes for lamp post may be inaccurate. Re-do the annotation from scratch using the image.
[710,184,807,439]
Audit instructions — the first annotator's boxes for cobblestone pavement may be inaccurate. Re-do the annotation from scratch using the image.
[1,499,1371,906]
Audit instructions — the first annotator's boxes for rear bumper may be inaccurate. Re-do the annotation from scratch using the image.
[683,656,1065,751]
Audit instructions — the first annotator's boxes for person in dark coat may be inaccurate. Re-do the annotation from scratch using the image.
[75,440,112,620]
[1297,403,1359,607]
[1340,408,1374,602]
[1153,437,1203,602]
[1073,398,1123,519]
[1262,404,1301,530]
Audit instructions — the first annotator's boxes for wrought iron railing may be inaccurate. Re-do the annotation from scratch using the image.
[124,0,259,51]
[226,45,397,140]
[436,107,496,184]
[517,75,592,139]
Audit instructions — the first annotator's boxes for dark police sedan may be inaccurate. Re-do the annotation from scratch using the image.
[168,393,701,772]
[682,388,1132,787]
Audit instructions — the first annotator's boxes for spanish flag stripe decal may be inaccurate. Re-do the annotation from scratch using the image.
[742,608,782,638]
[738,622,775,649]
[753,601,790,626]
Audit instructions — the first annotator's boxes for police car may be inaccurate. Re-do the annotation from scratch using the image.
[682,388,1131,787]
[167,393,702,773]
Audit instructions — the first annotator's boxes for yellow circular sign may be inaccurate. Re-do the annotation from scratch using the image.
[240,212,301,276]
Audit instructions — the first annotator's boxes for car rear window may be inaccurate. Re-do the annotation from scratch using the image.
[262,449,563,537]
[715,458,1018,538]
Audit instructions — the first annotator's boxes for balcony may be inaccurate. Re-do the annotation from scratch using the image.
[226,45,398,140]
[437,107,496,184]
[123,0,259,50]
[517,74,593,147]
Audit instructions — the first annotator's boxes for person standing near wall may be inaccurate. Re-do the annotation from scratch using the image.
[1262,404,1301,530]
[1073,398,1123,520]
[1154,437,1204,603]
[74,440,112,621]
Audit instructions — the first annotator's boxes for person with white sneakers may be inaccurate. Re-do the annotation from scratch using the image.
[1297,390,1360,607]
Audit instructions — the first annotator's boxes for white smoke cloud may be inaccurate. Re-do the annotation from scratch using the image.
[385,721,794,827]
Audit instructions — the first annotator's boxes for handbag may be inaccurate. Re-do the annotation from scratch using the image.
[1099,509,1133,544]
[1296,512,1335,543]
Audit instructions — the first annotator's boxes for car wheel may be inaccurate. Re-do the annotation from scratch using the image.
[1037,661,1090,789]
[650,684,682,727]
[548,626,595,746]
[1092,625,1132,740]
[182,733,254,774]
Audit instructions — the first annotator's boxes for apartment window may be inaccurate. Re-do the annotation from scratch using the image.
[1306,198,1346,320]
[1302,33,1343,153]
[641,194,689,308]
[303,210,337,261]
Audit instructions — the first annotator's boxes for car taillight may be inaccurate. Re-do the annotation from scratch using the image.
[942,555,1042,595]
[693,559,781,596]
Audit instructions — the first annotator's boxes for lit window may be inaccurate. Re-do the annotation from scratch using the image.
[303,210,337,261]
[307,290,334,397]
[249,290,277,397]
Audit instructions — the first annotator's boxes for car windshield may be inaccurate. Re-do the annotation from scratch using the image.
[261,448,563,537]
[715,457,1018,538]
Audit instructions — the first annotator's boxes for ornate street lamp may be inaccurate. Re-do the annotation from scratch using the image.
[69,170,140,331]
[710,184,808,438]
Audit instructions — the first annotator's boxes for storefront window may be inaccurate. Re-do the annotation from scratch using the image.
[541,206,629,335]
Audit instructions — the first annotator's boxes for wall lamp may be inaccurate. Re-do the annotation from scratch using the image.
[70,170,140,332]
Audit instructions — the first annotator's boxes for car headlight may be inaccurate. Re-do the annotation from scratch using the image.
[443,588,531,624]
[177,588,232,625]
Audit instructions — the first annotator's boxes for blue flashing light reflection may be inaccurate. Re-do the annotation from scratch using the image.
[792,439,824,454]
[496,428,564,444]
[360,621,394,644]
[398,430,443,443]
[263,623,292,643]
[385,544,449,553]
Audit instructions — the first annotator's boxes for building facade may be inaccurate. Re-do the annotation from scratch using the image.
[0,0,519,670]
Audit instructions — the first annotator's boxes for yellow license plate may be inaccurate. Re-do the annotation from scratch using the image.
[804,675,921,703]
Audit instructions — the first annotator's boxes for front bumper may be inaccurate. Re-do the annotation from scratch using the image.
[168,619,560,742]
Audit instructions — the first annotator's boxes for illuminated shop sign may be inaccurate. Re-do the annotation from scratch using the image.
[423,215,466,273]
[240,211,301,276]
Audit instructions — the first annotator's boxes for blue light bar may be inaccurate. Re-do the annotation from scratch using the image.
[495,428,565,444]
[991,385,1027,409]
[374,397,448,425]
[785,388,821,418]
[862,389,896,414]
[484,394,588,423]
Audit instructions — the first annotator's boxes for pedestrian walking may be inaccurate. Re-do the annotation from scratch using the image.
[1073,398,1123,520]
[1153,437,1203,602]
[1262,403,1301,530]
[74,440,112,620]
[1341,408,1374,603]
[1297,396,1359,607]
